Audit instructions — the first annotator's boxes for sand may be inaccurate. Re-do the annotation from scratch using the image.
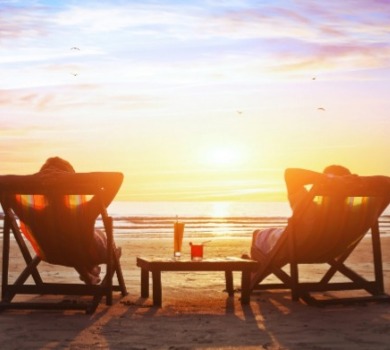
[0,234,390,350]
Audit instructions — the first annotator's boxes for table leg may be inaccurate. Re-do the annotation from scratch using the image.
[140,268,149,298]
[225,270,234,296]
[152,270,162,307]
[241,270,251,304]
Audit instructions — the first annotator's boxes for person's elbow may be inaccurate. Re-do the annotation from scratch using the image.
[113,172,124,188]
[284,168,297,183]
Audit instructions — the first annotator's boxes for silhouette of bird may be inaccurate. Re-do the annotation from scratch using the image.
[312,77,316,80]
[317,107,325,111]
[71,73,78,76]
[70,47,80,51]
[236,110,243,115]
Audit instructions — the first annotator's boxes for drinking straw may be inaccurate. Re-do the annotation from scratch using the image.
[189,240,211,246]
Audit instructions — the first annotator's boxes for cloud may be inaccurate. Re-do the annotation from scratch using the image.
[270,41,390,74]
[0,4,49,41]
[0,89,55,111]
[2,1,390,77]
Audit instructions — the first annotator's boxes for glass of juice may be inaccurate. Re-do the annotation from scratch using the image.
[190,243,203,261]
[173,221,185,258]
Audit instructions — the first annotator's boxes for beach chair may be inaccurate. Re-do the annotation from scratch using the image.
[0,172,127,314]
[250,176,390,306]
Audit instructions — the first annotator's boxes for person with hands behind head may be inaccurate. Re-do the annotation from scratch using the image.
[250,165,357,258]
[249,164,390,260]
[284,165,352,212]
[2,156,123,285]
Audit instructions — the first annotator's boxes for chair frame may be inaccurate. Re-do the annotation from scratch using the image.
[0,174,128,314]
[250,184,390,306]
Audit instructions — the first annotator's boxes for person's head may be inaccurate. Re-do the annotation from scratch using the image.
[40,157,75,173]
[323,164,351,176]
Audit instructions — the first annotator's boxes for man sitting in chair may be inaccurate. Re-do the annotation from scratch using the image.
[248,165,390,260]
[3,157,122,285]
[250,165,389,259]
[253,165,351,256]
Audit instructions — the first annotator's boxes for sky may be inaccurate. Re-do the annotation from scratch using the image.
[1,0,390,201]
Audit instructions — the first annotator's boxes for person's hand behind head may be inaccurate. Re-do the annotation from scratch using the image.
[323,164,351,176]
[40,157,75,173]
[37,157,75,180]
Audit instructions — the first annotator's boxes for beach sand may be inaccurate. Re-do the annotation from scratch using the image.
[0,234,390,350]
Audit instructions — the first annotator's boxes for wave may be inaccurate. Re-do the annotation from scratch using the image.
[112,216,289,235]
[1,200,389,238]
[102,214,390,238]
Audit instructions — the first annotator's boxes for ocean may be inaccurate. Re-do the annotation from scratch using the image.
[1,201,389,238]
[106,201,390,238]
[108,201,291,238]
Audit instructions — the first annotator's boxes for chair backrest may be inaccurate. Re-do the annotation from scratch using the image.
[288,177,390,263]
[0,172,121,267]
[13,193,88,264]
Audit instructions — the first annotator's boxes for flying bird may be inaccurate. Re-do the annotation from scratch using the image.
[70,47,80,50]
[312,77,316,80]
[236,110,243,115]
[71,73,78,76]
[317,107,326,111]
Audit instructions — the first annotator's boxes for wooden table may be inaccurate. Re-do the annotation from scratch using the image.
[136,257,259,307]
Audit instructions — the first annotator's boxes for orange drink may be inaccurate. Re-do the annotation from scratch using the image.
[173,221,185,258]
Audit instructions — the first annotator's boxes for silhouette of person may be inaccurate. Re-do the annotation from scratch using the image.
[1,157,123,284]
[250,165,390,259]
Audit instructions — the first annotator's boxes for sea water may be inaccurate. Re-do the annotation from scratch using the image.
[1,200,388,238]
[108,201,290,237]
[109,201,291,218]
[106,201,390,238]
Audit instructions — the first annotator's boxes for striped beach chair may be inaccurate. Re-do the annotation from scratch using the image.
[250,175,390,305]
[0,172,127,313]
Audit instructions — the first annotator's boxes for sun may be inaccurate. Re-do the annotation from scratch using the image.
[204,146,244,167]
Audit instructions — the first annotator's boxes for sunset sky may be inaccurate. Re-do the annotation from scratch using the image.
[1,0,390,201]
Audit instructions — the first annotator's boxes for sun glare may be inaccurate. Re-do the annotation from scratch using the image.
[205,147,243,167]
[210,202,232,217]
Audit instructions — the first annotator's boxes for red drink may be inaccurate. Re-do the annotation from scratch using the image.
[190,244,203,261]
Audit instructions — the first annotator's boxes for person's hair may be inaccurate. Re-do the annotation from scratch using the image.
[323,164,351,176]
[40,157,75,173]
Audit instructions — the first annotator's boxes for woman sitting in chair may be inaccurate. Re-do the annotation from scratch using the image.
[4,156,123,285]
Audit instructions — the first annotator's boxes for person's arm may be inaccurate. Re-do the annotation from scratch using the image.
[355,175,390,194]
[284,168,326,197]
[0,171,123,213]
[94,172,124,208]
[0,174,40,189]
[284,168,335,211]
[33,171,124,208]
[42,172,125,221]
[85,172,124,219]
[0,174,44,222]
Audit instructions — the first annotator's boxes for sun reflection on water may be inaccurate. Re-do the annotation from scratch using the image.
[210,202,233,218]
